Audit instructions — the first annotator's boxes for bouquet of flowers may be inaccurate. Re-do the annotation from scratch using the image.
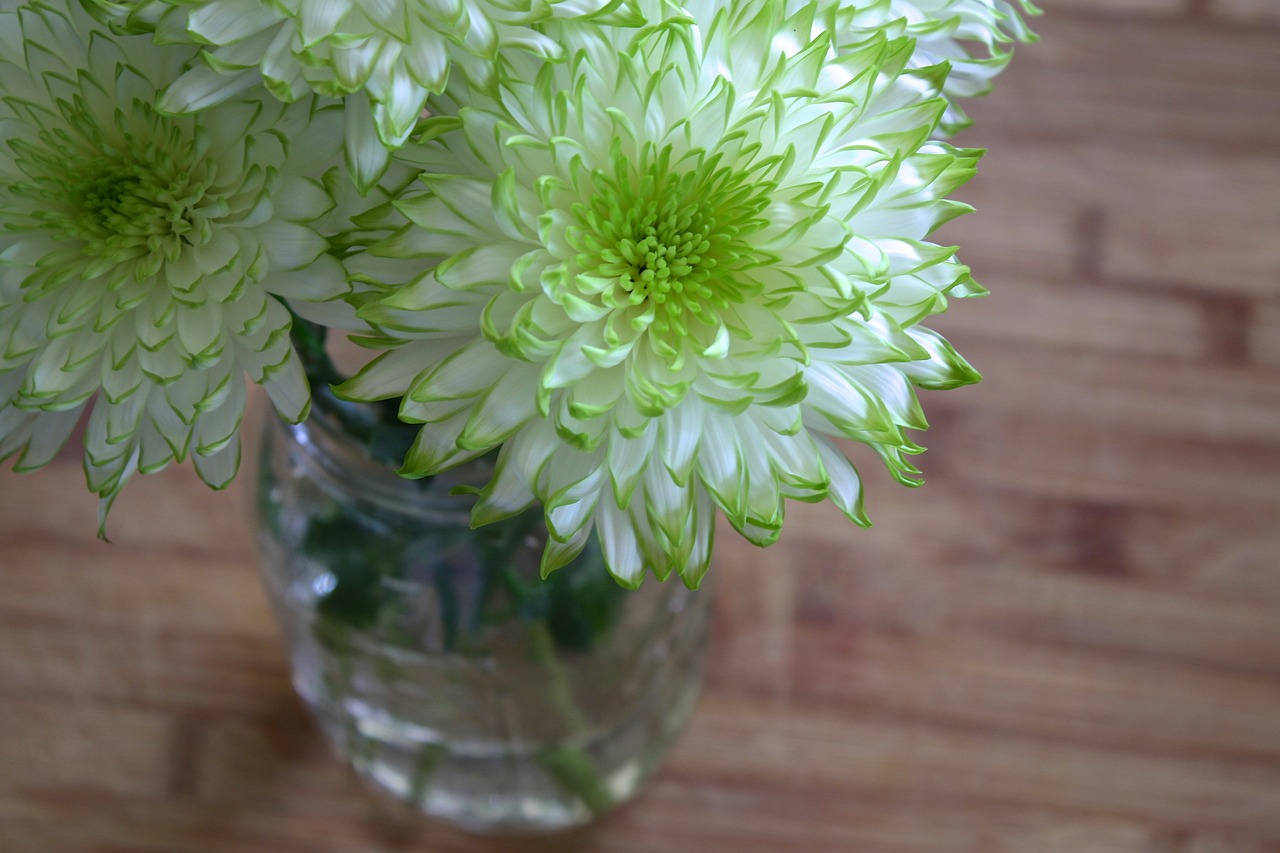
[0,0,1034,584]
[0,0,1037,830]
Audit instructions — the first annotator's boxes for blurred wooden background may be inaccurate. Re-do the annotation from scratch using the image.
[3,4,1280,852]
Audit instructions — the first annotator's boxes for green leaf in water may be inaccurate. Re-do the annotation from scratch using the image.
[306,514,392,631]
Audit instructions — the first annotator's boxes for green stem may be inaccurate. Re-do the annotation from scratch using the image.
[529,621,590,733]
[527,621,615,814]
[407,743,449,806]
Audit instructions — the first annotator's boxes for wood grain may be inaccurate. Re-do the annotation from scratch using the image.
[3,8,1280,852]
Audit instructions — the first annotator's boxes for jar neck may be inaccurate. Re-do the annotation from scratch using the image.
[278,406,494,517]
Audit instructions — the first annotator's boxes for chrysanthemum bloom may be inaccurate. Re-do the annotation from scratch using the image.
[0,0,361,526]
[834,0,1039,132]
[339,2,984,587]
[91,0,643,191]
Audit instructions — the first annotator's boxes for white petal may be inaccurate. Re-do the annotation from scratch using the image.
[258,221,328,272]
[159,65,259,114]
[192,434,242,489]
[597,498,645,588]
[262,350,310,422]
[344,92,392,193]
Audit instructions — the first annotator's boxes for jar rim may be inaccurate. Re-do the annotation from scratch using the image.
[275,405,494,518]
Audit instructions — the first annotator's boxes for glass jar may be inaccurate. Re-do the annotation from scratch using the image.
[253,409,712,833]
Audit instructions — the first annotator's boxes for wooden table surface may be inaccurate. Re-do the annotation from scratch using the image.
[4,5,1280,852]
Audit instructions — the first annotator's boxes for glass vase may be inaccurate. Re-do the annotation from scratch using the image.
[253,409,712,833]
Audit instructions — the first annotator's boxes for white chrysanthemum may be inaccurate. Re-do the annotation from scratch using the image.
[666,0,1037,133]
[0,0,357,526]
[340,3,984,588]
[833,0,1039,132]
[96,0,643,191]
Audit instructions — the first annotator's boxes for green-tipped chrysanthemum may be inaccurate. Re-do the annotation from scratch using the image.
[835,0,1039,132]
[96,0,644,191]
[339,2,985,588]
[728,0,1038,133]
[0,0,359,526]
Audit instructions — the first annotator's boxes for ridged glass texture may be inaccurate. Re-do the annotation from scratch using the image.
[254,411,711,833]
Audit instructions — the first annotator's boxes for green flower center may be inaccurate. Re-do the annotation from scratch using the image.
[572,145,773,349]
[71,156,209,257]
[7,111,216,276]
